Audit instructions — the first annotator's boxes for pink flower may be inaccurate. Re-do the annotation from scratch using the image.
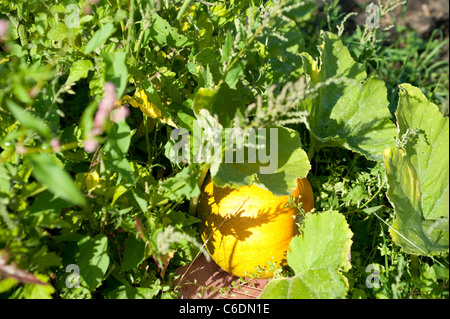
[92,106,109,135]
[83,138,98,153]
[0,19,9,40]
[50,138,61,152]
[15,143,26,155]
[91,82,117,135]
[111,106,130,123]
[102,82,117,110]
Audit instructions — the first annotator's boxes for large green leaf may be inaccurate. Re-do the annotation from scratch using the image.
[104,50,128,98]
[77,234,110,291]
[211,126,311,196]
[299,32,397,161]
[383,84,449,256]
[259,211,353,299]
[165,107,308,196]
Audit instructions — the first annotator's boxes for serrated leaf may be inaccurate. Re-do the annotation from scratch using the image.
[211,126,310,196]
[77,234,110,291]
[160,166,201,201]
[383,84,449,256]
[259,269,348,299]
[287,211,353,274]
[299,32,397,161]
[259,211,353,299]
[21,274,55,299]
[66,60,93,85]
[27,153,86,207]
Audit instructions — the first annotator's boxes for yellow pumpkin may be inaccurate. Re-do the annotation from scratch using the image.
[197,177,314,278]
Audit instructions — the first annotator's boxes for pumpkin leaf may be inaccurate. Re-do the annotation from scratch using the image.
[259,211,353,299]
[299,31,397,161]
[383,84,449,256]
[211,126,310,196]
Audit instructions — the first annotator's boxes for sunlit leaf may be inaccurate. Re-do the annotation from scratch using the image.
[77,234,110,291]
[259,211,353,299]
[66,60,93,85]
[383,84,449,256]
[300,32,397,161]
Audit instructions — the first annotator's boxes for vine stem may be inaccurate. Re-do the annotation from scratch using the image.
[143,115,152,163]
[176,0,193,21]
[307,134,318,161]
[0,140,81,164]
[188,163,209,216]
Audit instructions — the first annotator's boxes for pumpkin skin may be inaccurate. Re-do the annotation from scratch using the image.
[197,178,314,278]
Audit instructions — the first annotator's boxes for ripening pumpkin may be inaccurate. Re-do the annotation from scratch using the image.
[197,177,314,278]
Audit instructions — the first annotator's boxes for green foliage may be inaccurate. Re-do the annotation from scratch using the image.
[383,84,449,256]
[0,0,448,299]
[300,31,398,161]
[259,211,353,299]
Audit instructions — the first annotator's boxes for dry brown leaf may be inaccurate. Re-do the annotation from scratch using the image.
[154,250,175,279]
[174,255,269,299]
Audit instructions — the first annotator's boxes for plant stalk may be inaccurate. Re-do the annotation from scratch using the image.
[188,163,209,216]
